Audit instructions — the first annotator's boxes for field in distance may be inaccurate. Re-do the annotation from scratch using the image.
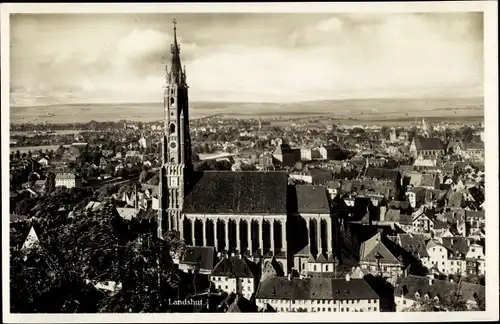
[10,97,483,124]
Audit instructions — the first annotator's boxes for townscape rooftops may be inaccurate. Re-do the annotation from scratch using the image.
[295,185,330,214]
[398,233,429,258]
[183,171,288,215]
[394,275,485,302]
[364,167,400,182]
[256,277,379,301]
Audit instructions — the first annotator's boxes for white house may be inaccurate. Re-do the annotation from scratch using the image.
[55,172,82,189]
[422,240,466,276]
[210,255,256,300]
[255,275,381,313]
[465,243,486,276]
[38,157,50,167]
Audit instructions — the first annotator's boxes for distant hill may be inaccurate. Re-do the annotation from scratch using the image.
[9,97,483,124]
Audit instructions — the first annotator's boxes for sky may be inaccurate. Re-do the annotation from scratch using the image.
[10,12,484,105]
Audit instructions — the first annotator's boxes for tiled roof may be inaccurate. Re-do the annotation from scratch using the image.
[441,236,468,256]
[398,234,429,258]
[295,185,330,214]
[413,137,444,151]
[256,277,380,300]
[211,256,254,278]
[183,171,288,215]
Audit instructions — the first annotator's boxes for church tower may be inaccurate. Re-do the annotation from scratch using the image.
[158,19,192,239]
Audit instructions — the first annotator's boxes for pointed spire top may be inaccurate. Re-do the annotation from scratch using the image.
[169,18,183,84]
[173,18,178,45]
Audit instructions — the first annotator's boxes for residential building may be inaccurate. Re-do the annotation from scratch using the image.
[465,243,486,276]
[210,255,256,300]
[358,232,403,277]
[55,172,82,188]
[255,276,381,312]
[405,187,426,208]
[394,275,485,311]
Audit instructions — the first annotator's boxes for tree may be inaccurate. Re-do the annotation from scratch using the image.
[10,204,188,313]
[403,290,473,312]
[139,170,150,183]
[28,172,39,186]
[45,172,56,194]
[461,126,474,143]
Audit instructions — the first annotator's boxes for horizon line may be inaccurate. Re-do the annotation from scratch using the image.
[9,95,485,108]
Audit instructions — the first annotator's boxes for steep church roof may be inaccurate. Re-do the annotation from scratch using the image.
[183,171,288,214]
[413,137,444,151]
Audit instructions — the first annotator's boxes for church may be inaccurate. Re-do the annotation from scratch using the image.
[157,20,339,273]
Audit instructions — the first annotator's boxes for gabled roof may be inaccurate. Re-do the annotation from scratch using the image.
[22,225,41,250]
[115,207,139,220]
[211,256,254,278]
[359,232,400,264]
[441,237,468,256]
[295,185,330,214]
[183,171,288,215]
[315,253,328,263]
[294,245,311,257]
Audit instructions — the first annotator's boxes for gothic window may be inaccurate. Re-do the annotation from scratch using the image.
[169,123,176,134]
[170,97,175,106]
[170,158,175,163]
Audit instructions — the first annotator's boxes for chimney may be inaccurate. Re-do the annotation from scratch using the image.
[428,278,434,285]
[345,274,351,282]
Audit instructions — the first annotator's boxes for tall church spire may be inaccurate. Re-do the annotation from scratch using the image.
[158,18,192,240]
[170,18,184,84]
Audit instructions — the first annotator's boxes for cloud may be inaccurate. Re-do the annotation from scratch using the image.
[10,13,483,105]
